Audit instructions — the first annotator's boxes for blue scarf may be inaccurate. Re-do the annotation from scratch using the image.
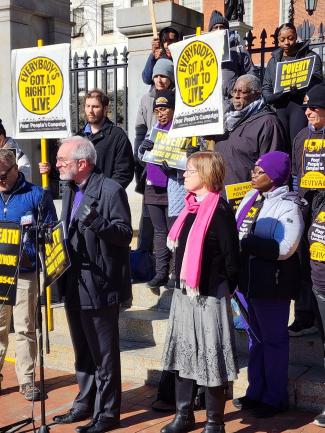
[225,97,265,132]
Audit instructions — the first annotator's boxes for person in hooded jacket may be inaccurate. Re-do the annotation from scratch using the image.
[208,10,255,112]
[262,23,323,148]
[142,27,180,86]
[234,151,305,418]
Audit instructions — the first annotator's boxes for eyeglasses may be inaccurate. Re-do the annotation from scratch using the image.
[56,156,78,167]
[251,169,266,177]
[231,88,255,96]
[184,169,198,176]
[0,164,15,181]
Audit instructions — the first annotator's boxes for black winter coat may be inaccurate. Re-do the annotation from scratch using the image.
[215,106,287,190]
[78,119,134,188]
[262,41,323,107]
[175,198,240,295]
[60,170,133,309]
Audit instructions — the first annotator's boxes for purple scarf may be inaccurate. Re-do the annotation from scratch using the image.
[236,191,259,230]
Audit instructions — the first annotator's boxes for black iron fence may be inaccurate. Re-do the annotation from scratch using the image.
[245,20,325,82]
[70,46,129,134]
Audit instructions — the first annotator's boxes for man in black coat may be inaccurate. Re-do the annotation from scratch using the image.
[53,136,133,433]
[39,89,134,190]
[215,74,287,198]
[78,89,134,188]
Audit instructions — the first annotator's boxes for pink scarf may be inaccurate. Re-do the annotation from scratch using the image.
[167,191,220,297]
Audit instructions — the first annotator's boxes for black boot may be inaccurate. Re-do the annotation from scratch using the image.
[201,386,226,433]
[160,374,196,433]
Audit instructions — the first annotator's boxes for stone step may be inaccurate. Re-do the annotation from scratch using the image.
[119,307,169,345]
[131,282,173,310]
[235,329,324,368]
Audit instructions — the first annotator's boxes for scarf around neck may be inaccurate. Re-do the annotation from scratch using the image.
[225,97,265,132]
[167,191,220,298]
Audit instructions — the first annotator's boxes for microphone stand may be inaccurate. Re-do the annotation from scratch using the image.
[0,216,51,432]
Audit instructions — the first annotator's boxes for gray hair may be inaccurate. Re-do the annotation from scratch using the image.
[0,148,16,166]
[235,74,262,93]
[60,136,97,166]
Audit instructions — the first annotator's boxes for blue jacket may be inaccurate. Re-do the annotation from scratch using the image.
[0,174,57,272]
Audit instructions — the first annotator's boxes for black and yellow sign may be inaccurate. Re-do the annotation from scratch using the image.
[142,128,190,170]
[0,222,21,305]
[44,222,70,287]
[177,41,218,107]
[310,211,325,262]
[274,56,315,93]
[18,56,63,115]
[300,139,325,189]
[225,181,252,212]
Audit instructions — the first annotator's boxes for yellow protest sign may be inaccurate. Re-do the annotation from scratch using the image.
[177,41,218,107]
[142,128,189,170]
[300,138,325,189]
[0,223,21,305]
[225,181,252,212]
[274,56,316,93]
[18,57,63,115]
[44,222,70,287]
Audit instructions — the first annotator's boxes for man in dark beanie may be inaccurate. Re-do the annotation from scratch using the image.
[208,10,255,112]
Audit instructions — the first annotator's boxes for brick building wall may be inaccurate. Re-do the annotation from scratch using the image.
[294,0,325,37]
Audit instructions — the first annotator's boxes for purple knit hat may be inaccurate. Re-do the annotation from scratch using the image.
[255,151,291,186]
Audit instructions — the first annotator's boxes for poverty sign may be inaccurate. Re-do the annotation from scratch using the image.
[12,44,71,138]
[274,56,316,93]
[309,211,325,262]
[169,31,224,138]
[0,222,21,306]
[43,222,70,287]
[300,138,325,189]
[142,128,189,170]
[225,181,252,212]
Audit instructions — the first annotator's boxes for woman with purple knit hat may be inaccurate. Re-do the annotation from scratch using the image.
[234,151,306,418]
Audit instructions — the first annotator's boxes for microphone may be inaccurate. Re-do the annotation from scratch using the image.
[20,211,35,227]
[20,211,35,243]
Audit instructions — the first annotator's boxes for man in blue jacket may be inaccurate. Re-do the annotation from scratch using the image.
[0,149,57,400]
[52,136,132,433]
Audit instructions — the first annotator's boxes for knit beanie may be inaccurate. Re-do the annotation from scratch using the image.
[208,10,229,31]
[0,119,6,136]
[256,151,291,186]
[153,89,175,110]
[152,59,175,84]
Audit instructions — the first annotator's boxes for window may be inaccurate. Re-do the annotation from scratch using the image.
[280,0,291,24]
[243,0,252,26]
[131,0,143,6]
[72,8,85,37]
[179,0,202,13]
[101,4,114,35]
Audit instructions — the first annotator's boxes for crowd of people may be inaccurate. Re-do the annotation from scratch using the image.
[0,9,325,433]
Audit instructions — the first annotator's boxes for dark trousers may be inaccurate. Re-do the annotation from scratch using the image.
[137,201,154,252]
[277,100,307,148]
[313,287,325,365]
[66,305,121,421]
[246,298,290,408]
[147,204,172,277]
[294,235,318,327]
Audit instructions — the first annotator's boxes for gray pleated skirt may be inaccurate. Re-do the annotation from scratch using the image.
[162,283,239,387]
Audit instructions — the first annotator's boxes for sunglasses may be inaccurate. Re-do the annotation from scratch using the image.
[0,164,15,181]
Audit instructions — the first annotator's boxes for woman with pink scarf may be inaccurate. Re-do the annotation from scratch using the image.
[160,152,240,433]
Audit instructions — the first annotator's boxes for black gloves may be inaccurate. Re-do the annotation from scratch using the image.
[141,139,154,152]
[79,205,99,227]
[160,160,174,175]
[265,90,284,104]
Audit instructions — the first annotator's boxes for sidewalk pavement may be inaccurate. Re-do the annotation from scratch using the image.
[0,361,323,433]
